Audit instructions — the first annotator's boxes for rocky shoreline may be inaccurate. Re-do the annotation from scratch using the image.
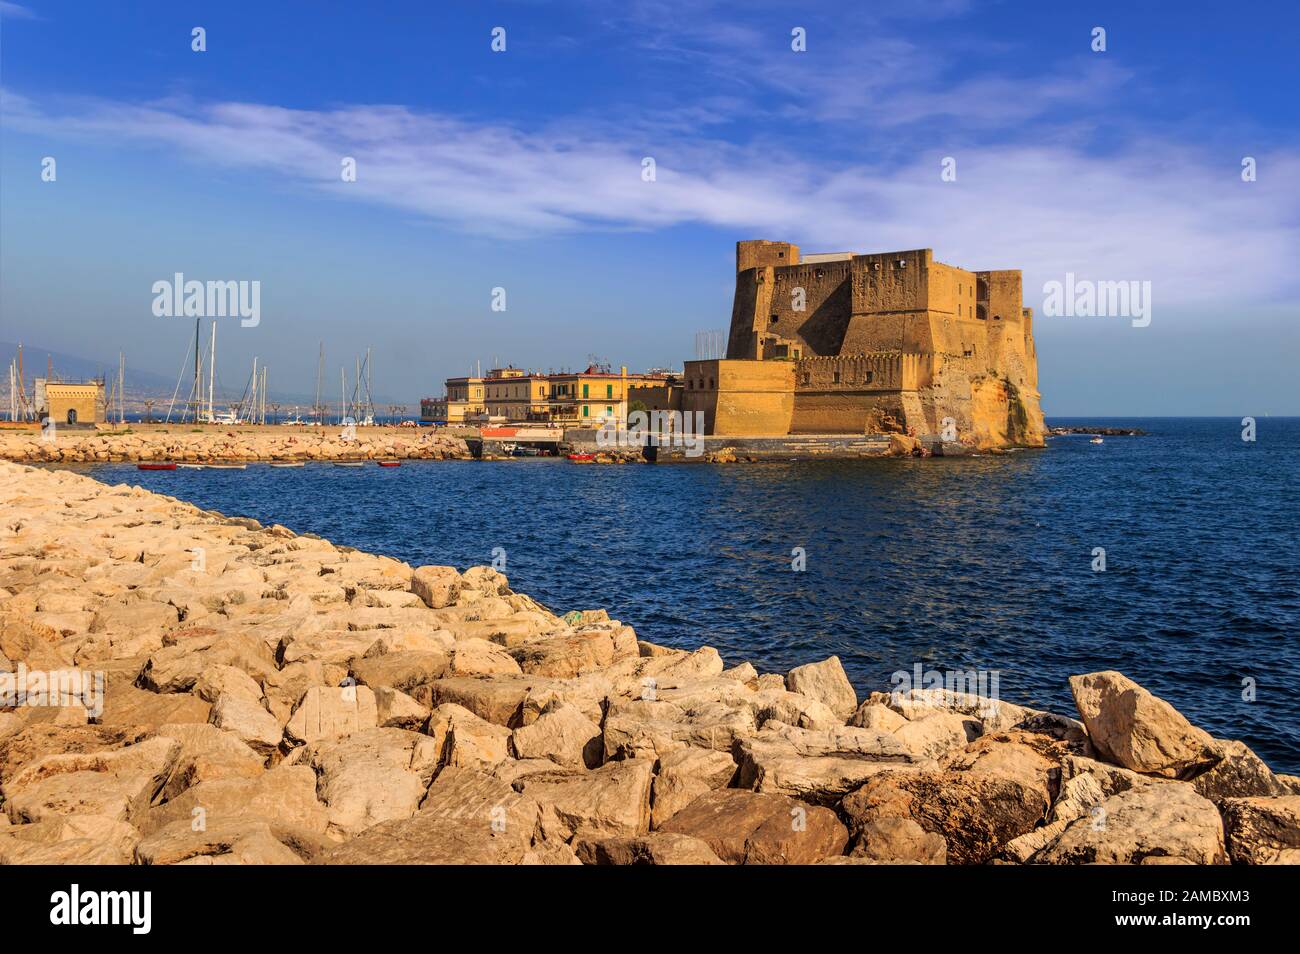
[0,460,1295,865]
[0,426,470,464]
[1047,426,1146,437]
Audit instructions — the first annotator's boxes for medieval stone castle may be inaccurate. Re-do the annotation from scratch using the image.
[680,240,1046,448]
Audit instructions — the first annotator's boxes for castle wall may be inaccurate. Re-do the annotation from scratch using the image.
[683,359,794,436]
[718,240,1046,447]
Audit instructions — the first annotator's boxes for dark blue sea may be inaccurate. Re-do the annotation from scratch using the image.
[89,417,1300,773]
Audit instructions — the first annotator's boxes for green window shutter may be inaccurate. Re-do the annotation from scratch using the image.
[606,384,612,398]
[583,384,589,398]
[583,405,589,416]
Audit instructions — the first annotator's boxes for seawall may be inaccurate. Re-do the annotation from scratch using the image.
[0,424,470,463]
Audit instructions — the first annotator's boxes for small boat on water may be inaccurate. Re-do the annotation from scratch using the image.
[333,461,365,468]
[137,463,176,471]
[377,460,401,467]
[566,453,595,462]
[206,463,248,470]
[1089,437,1104,444]
[177,464,206,470]
[270,462,305,468]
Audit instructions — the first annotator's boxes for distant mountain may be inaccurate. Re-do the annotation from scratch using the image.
[0,341,410,409]
[0,341,175,395]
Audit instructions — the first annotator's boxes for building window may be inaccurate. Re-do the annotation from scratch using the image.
[958,303,962,316]
[606,384,612,398]
[770,315,779,324]
[864,371,873,384]
[583,405,589,417]
[801,372,810,385]
[833,371,841,384]
[606,406,612,415]
[582,384,589,398]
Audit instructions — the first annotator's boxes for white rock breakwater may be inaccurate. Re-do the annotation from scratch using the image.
[0,427,470,464]
[0,460,1296,865]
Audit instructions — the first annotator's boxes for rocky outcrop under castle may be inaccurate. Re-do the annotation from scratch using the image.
[0,460,1295,865]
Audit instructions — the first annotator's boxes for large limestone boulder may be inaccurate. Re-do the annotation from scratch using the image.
[300,728,440,837]
[1034,785,1226,865]
[1004,754,1166,862]
[315,812,529,864]
[2,736,181,827]
[0,815,141,865]
[1220,796,1300,864]
[851,816,947,864]
[135,817,324,865]
[209,692,283,756]
[841,733,1056,865]
[735,722,923,804]
[513,760,654,840]
[420,766,542,842]
[511,627,638,679]
[446,638,524,677]
[1191,739,1289,802]
[660,788,848,864]
[410,565,462,609]
[98,682,211,728]
[1069,671,1217,778]
[509,702,602,769]
[426,703,512,770]
[785,656,857,721]
[651,746,738,828]
[284,685,379,746]
[140,765,328,837]
[152,722,266,801]
[573,831,725,865]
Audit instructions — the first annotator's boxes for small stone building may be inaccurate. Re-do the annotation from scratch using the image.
[36,379,105,425]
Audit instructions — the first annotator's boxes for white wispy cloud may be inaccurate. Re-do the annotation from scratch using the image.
[4,86,1298,308]
[0,1,38,19]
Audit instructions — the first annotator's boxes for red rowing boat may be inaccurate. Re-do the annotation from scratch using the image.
[377,460,401,467]
[566,453,595,462]
[137,463,177,471]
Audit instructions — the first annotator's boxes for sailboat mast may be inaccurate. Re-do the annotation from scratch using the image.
[193,316,201,422]
[208,320,216,423]
[315,343,324,424]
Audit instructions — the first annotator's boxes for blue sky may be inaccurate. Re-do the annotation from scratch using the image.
[2,0,1298,413]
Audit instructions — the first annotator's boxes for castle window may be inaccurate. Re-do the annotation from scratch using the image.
[770,315,779,323]
[864,371,874,384]
[897,259,907,268]
[833,371,841,384]
[709,378,715,389]
[801,372,810,385]
[993,314,1003,321]
[815,269,825,278]
[958,304,962,316]
[777,252,784,258]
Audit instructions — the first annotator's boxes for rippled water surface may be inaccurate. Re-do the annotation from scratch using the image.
[91,417,1300,772]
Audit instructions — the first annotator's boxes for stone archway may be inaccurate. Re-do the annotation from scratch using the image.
[66,408,78,424]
